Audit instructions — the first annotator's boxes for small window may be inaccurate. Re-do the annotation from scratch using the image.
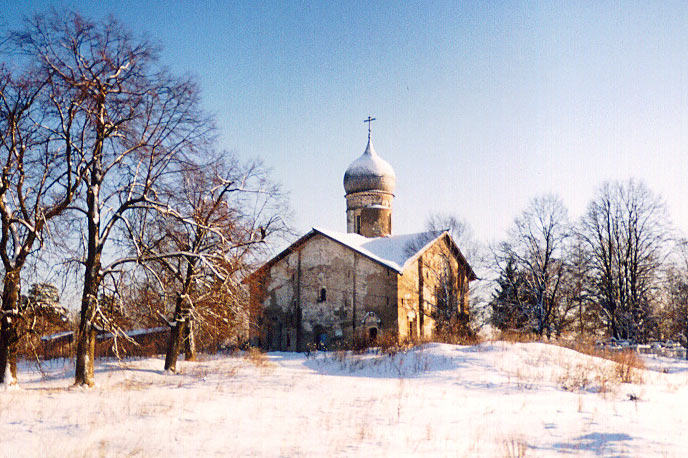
[318,288,326,302]
[356,215,361,234]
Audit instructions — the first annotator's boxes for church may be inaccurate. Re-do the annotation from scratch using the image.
[248,122,476,351]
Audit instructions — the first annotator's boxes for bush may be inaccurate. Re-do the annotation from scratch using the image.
[434,312,481,345]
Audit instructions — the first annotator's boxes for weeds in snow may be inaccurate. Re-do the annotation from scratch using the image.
[556,348,644,393]
[503,437,529,458]
[556,360,614,393]
[611,350,644,384]
[244,347,272,368]
[561,340,645,383]
[310,346,431,377]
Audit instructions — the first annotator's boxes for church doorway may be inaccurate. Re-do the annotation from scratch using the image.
[408,317,417,340]
[313,326,328,350]
[368,327,378,342]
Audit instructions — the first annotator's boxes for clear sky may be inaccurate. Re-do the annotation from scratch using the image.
[3,1,688,244]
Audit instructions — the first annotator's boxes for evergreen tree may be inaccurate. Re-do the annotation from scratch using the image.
[490,256,532,331]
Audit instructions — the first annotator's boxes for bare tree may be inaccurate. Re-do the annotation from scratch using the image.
[0,59,81,384]
[578,179,669,341]
[424,213,492,327]
[132,157,288,372]
[425,214,475,260]
[657,239,688,356]
[403,214,478,339]
[494,194,569,337]
[558,236,598,337]
[13,11,211,385]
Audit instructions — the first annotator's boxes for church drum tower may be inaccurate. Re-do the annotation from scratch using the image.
[342,118,396,238]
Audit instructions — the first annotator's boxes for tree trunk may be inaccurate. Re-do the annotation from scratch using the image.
[684,318,688,361]
[184,319,196,361]
[74,326,96,386]
[164,321,186,372]
[75,263,100,387]
[0,271,21,385]
[165,263,195,371]
[164,293,187,372]
[0,322,18,386]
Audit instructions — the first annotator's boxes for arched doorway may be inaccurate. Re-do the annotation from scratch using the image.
[361,311,382,344]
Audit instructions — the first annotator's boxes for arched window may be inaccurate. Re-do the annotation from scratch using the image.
[318,288,326,302]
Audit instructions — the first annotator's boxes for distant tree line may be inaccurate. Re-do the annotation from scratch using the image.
[0,11,289,386]
[489,180,688,347]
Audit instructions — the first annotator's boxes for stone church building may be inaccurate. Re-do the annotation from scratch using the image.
[248,130,475,351]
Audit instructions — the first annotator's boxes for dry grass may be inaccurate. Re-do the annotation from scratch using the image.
[561,340,645,384]
[113,378,151,391]
[556,360,616,393]
[503,437,529,458]
[244,347,272,367]
[554,342,645,393]
[494,330,540,344]
[609,349,645,384]
[499,337,646,394]
[345,332,420,355]
[310,345,432,378]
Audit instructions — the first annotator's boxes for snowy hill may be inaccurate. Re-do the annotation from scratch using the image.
[3,342,688,457]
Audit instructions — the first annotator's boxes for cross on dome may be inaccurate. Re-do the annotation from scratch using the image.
[364,116,376,141]
[343,118,396,196]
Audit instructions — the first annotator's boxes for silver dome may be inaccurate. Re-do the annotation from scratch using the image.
[343,139,396,194]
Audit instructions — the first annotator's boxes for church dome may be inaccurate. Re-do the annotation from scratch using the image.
[343,139,396,194]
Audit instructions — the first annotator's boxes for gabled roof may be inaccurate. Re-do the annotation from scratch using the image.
[247,227,477,281]
[315,227,439,273]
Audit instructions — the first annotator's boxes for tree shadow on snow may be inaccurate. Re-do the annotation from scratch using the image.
[94,360,167,376]
[548,432,633,457]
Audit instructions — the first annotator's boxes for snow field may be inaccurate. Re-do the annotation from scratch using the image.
[2,342,688,457]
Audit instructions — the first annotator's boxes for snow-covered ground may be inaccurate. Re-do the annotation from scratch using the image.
[3,342,688,457]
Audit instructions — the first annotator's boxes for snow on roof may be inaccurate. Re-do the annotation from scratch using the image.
[314,227,442,273]
[41,331,74,342]
[96,327,169,340]
[343,139,396,194]
[344,140,396,179]
[246,226,477,281]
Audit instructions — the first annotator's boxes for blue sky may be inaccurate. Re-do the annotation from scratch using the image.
[3,1,688,243]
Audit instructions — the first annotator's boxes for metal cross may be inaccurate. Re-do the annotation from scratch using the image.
[364,116,376,141]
